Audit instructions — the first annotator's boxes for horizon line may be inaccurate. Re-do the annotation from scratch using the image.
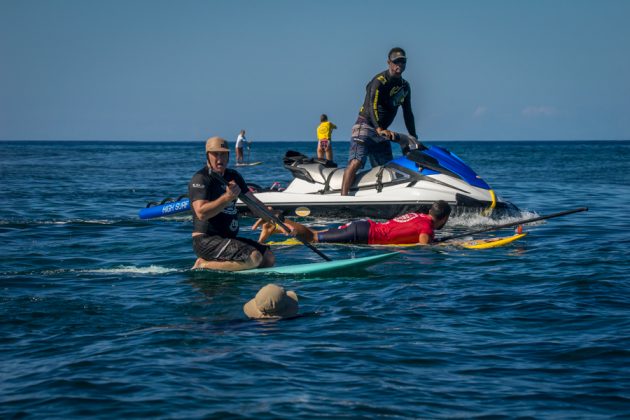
[2,138,629,142]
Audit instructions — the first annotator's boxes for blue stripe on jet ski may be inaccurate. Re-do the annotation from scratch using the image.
[425,146,491,189]
[392,146,491,190]
[420,169,439,176]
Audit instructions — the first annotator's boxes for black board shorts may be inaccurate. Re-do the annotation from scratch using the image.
[193,234,270,262]
[317,220,370,244]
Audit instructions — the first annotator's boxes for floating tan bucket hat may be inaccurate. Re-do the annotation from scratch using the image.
[243,284,299,319]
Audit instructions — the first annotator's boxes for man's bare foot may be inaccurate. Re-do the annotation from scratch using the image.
[192,258,206,270]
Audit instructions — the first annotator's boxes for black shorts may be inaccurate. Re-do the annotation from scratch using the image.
[192,234,270,262]
[317,220,370,244]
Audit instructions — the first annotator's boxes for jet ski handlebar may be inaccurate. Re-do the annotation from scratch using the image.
[394,133,426,155]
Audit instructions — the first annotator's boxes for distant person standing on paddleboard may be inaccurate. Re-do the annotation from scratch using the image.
[235,129,247,164]
[189,137,274,271]
[341,47,421,196]
[256,200,451,246]
[316,114,337,162]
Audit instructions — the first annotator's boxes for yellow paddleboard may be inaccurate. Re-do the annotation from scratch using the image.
[267,233,527,249]
[267,238,417,247]
[459,233,527,249]
[267,238,305,246]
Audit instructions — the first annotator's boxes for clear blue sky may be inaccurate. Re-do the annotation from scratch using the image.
[1,0,629,141]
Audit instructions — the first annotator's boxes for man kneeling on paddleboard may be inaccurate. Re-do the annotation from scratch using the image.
[255,200,451,246]
[189,137,275,271]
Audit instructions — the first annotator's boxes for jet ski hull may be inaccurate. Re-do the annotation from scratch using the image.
[238,198,514,219]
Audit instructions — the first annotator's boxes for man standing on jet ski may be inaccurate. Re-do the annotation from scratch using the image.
[341,47,421,196]
[255,201,451,246]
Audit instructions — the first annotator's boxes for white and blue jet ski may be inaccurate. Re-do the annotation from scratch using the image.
[242,144,518,219]
[138,139,517,220]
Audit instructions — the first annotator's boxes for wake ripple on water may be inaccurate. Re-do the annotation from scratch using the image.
[449,209,539,228]
[79,265,182,276]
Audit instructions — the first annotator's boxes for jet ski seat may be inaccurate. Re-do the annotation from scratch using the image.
[284,158,399,193]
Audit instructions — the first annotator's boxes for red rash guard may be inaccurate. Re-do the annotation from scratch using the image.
[367,213,434,245]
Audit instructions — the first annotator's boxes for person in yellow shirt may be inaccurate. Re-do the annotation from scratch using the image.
[316,114,337,161]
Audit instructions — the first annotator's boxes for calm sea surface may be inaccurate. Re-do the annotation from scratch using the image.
[1,140,629,418]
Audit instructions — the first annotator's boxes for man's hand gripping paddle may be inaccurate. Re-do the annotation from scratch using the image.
[209,171,332,261]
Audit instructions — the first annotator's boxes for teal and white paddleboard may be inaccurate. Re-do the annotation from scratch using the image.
[236,252,399,275]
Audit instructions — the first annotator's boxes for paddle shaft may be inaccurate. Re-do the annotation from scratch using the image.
[435,207,589,243]
[209,171,332,261]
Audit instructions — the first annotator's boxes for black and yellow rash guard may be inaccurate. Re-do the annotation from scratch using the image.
[358,70,417,138]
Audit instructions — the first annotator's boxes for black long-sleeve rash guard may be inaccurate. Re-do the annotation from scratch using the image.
[358,70,417,139]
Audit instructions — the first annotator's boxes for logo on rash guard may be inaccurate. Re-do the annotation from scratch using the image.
[229,219,238,231]
[223,202,237,215]
[192,183,204,188]
[390,85,407,106]
[393,213,419,223]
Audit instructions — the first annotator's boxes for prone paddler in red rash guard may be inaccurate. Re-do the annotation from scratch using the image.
[255,201,452,246]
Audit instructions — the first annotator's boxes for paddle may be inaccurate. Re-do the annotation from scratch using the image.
[209,171,332,261]
[434,207,589,243]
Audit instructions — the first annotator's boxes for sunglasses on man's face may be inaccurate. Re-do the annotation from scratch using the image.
[391,59,407,65]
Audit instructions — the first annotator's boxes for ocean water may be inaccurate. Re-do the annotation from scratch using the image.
[1,140,629,418]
